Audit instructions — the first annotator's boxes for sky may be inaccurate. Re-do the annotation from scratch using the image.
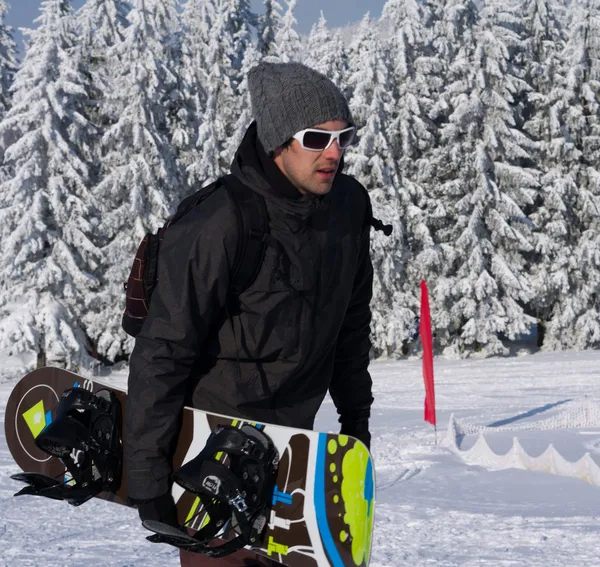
[5,0,387,56]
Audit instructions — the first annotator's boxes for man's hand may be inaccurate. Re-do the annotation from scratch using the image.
[340,410,371,449]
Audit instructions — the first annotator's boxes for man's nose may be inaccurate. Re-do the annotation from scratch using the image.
[323,139,343,160]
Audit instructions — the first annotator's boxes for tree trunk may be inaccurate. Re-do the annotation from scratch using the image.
[36,348,47,369]
[537,321,546,348]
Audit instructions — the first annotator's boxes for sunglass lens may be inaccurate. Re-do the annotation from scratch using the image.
[339,128,355,148]
[302,130,332,150]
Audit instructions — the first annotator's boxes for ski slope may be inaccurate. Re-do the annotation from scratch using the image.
[2,349,600,566]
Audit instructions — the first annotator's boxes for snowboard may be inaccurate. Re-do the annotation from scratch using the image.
[4,367,375,567]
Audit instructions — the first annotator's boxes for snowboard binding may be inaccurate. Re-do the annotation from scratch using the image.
[11,387,122,507]
[143,424,279,557]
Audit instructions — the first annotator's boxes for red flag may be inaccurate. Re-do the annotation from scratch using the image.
[419,280,436,426]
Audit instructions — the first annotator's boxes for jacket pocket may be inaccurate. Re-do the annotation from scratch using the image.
[235,247,314,361]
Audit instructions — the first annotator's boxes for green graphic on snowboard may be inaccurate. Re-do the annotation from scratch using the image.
[315,436,374,566]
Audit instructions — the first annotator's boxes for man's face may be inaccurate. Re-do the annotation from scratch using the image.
[273,119,349,196]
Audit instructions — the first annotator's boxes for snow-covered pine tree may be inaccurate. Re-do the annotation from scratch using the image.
[219,0,255,86]
[303,12,349,91]
[0,0,18,190]
[77,0,129,59]
[0,0,100,369]
[180,0,214,94]
[149,0,191,188]
[344,14,411,357]
[512,0,574,347]
[75,0,130,175]
[186,4,237,185]
[274,0,302,63]
[222,42,260,167]
[381,0,465,356]
[86,0,182,361]
[189,63,228,188]
[213,0,256,168]
[178,0,216,186]
[381,0,436,179]
[257,0,282,57]
[182,0,214,55]
[0,0,17,124]
[379,0,444,356]
[426,0,539,356]
[543,0,600,350]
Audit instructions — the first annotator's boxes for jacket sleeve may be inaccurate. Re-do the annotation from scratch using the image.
[124,193,237,501]
[329,219,374,428]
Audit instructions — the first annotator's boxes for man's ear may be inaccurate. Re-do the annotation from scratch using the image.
[271,139,293,159]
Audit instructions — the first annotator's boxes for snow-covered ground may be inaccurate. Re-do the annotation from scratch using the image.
[2,350,600,566]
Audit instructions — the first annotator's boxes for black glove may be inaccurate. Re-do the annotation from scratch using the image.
[131,491,178,526]
[339,408,371,450]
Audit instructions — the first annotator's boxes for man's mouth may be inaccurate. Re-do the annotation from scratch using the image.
[316,165,337,179]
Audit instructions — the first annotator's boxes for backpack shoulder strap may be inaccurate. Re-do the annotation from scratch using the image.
[167,179,222,227]
[220,174,268,295]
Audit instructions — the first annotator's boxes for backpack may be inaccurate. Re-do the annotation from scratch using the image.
[121,175,268,338]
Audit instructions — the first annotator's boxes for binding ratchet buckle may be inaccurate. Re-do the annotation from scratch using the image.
[143,424,279,558]
[11,387,122,506]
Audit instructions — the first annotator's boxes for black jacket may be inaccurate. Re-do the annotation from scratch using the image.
[124,124,374,500]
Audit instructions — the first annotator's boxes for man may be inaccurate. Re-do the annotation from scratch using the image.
[124,61,375,566]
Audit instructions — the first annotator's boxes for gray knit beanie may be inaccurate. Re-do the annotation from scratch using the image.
[248,61,353,154]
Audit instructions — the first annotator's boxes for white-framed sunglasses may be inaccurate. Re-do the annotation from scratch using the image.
[292,126,356,152]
